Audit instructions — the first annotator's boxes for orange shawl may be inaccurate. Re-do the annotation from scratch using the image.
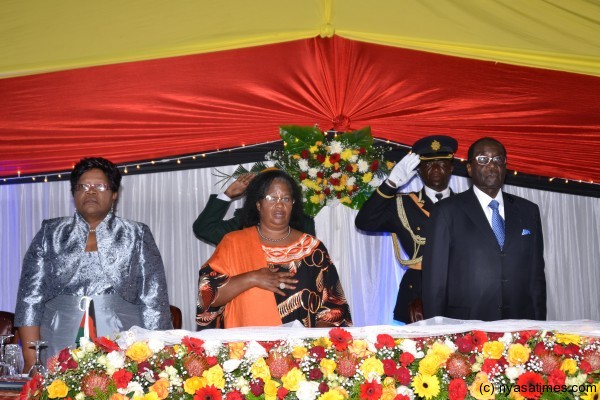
[206,227,282,328]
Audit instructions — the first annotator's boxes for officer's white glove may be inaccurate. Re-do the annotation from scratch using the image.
[387,152,420,188]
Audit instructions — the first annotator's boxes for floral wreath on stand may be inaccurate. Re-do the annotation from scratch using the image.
[264,125,393,217]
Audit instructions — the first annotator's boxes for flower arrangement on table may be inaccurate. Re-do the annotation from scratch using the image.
[265,125,393,217]
[21,328,600,400]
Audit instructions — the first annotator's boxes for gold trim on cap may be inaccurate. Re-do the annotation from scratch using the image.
[419,153,454,161]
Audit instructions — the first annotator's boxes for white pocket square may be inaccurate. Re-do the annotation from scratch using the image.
[522,229,531,235]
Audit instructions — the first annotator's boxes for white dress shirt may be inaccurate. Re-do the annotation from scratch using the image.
[472,185,505,228]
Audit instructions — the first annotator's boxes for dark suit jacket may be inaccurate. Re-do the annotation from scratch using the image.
[355,183,438,322]
[193,194,316,246]
[422,187,546,321]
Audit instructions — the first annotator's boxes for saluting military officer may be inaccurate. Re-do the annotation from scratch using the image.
[355,135,458,323]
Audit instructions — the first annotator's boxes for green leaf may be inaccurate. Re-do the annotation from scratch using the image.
[336,126,373,148]
[303,200,325,217]
[347,189,374,211]
[280,125,324,154]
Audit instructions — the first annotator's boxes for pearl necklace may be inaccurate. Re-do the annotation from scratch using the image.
[257,224,291,242]
[89,229,96,233]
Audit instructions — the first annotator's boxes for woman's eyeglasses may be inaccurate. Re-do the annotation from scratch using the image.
[473,155,507,166]
[74,183,111,192]
[263,195,294,204]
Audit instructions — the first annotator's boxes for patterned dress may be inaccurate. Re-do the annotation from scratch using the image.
[197,232,352,328]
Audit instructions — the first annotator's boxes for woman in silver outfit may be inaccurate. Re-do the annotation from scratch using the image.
[14,157,172,371]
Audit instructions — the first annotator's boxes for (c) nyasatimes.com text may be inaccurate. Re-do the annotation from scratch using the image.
[478,382,596,396]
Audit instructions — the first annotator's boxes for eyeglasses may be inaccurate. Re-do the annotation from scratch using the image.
[74,183,111,192]
[262,195,295,204]
[473,155,507,166]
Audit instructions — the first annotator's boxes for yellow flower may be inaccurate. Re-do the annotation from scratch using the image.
[110,394,127,400]
[149,378,170,400]
[581,383,599,400]
[292,154,301,160]
[418,354,444,375]
[555,333,581,346]
[47,379,69,399]
[302,179,321,191]
[310,194,321,204]
[282,367,305,391]
[340,174,348,185]
[315,141,323,146]
[482,341,505,359]
[126,342,153,363]
[412,374,440,400]
[309,145,319,153]
[317,389,345,400]
[251,358,271,381]
[323,157,333,168]
[509,387,526,400]
[429,342,452,362]
[469,372,495,400]
[292,346,308,359]
[339,196,351,204]
[264,378,280,400]
[348,339,370,358]
[340,149,354,161]
[320,358,337,377]
[313,337,332,348]
[362,172,373,183]
[143,392,160,400]
[203,364,225,389]
[381,385,398,400]
[561,358,578,375]
[360,356,384,376]
[386,161,395,169]
[228,342,245,359]
[507,343,531,365]
[184,376,205,394]
[350,164,358,172]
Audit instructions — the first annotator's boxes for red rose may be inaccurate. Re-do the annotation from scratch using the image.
[250,378,264,396]
[471,331,488,351]
[329,153,341,163]
[375,334,396,349]
[382,359,397,376]
[329,177,340,186]
[317,171,324,178]
[369,160,379,171]
[399,352,415,366]
[448,378,468,400]
[112,369,133,389]
[225,390,245,400]
[329,327,352,351]
[345,164,354,172]
[580,360,593,374]
[394,396,410,400]
[395,366,411,386]
[309,368,323,380]
[301,150,309,159]
[318,381,329,393]
[547,369,566,387]
[359,147,366,155]
[277,387,289,399]
[481,359,498,374]
[206,356,218,366]
[455,335,474,353]
[533,342,547,356]
[299,172,308,181]
[310,346,326,361]
[359,380,383,400]
[324,187,331,195]
[317,154,326,163]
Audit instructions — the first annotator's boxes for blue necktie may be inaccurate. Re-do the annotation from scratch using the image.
[489,200,505,249]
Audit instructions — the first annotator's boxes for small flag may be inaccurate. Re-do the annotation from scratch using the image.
[75,297,97,346]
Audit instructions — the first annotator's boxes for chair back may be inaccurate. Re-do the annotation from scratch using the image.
[169,305,182,329]
[0,311,19,343]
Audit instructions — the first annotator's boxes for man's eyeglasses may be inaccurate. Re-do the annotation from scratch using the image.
[473,155,507,166]
[263,195,294,205]
[74,183,111,192]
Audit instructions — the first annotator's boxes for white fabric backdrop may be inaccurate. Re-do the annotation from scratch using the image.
[1,164,599,330]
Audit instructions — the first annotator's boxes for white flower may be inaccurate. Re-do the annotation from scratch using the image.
[443,338,458,352]
[148,338,165,353]
[346,176,356,187]
[499,332,514,345]
[566,373,588,386]
[203,339,223,357]
[298,159,310,172]
[115,330,138,348]
[123,381,145,397]
[245,340,268,361]
[329,141,343,154]
[78,337,96,353]
[235,376,250,394]
[106,351,125,371]
[296,381,320,400]
[348,154,358,163]
[368,177,382,187]
[397,385,415,399]
[505,365,524,381]
[399,339,424,359]
[75,392,86,400]
[223,359,242,373]
[308,168,319,178]
[357,160,369,173]
[331,172,341,179]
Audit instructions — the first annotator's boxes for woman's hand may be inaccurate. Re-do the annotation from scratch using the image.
[251,268,298,296]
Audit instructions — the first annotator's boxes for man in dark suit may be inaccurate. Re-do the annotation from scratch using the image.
[355,135,458,323]
[422,137,546,321]
[194,173,316,246]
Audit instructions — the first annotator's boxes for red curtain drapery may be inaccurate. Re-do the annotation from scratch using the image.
[1,36,599,182]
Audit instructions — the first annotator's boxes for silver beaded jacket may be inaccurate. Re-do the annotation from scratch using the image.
[14,211,172,330]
